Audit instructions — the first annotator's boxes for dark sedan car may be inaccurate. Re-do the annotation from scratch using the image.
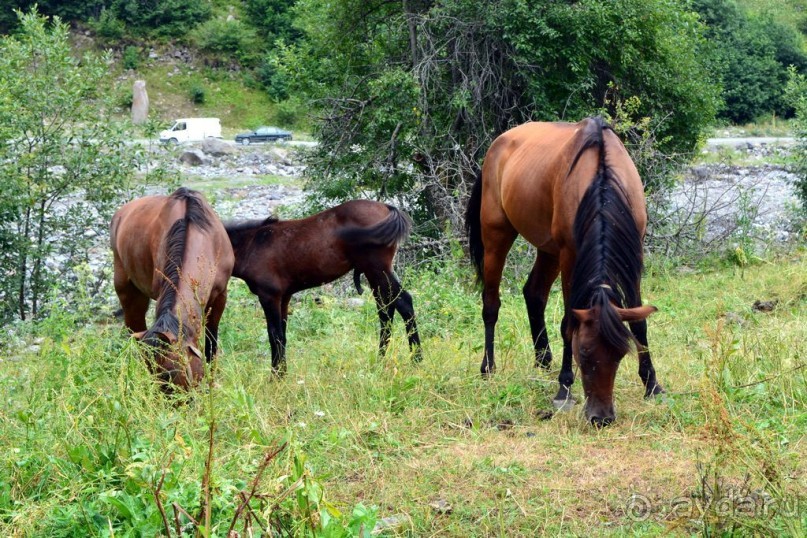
[234,126,293,144]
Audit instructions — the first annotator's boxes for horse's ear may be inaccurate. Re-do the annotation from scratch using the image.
[615,305,658,323]
[131,331,147,340]
[187,344,203,359]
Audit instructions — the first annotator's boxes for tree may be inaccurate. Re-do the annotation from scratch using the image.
[785,67,807,215]
[284,0,719,230]
[0,10,142,321]
[692,0,807,123]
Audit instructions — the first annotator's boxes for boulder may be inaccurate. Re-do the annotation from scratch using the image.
[202,137,235,156]
[179,149,207,166]
[131,80,149,124]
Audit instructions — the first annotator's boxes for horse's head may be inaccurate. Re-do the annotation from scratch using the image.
[571,304,657,427]
[132,331,204,392]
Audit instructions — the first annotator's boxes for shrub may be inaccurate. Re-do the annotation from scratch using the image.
[110,0,212,38]
[0,10,143,321]
[189,83,206,104]
[90,8,126,42]
[122,45,140,70]
[784,66,807,215]
[191,17,259,67]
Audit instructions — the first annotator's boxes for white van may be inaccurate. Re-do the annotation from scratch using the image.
[159,118,222,144]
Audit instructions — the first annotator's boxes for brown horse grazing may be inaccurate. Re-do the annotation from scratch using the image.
[225,200,421,374]
[465,117,664,426]
[110,188,234,391]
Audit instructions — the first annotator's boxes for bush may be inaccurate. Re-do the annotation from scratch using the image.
[110,0,212,38]
[122,45,140,70]
[191,17,259,67]
[189,84,206,104]
[692,0,807,123]
[0,10,143,321]
[784,66,807,215]
[273,97,304,127]
[90,8,126,42]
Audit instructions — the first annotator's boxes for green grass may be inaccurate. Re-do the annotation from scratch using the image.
[709,116,798,138]
[1,251,805,536]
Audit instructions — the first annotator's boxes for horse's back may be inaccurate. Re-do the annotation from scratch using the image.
[111,195,177,298]
[482,121,582,252]
[482,119,644,251]
[111,191,233,299]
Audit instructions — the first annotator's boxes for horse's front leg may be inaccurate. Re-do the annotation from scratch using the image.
[258,293,286,376]
[203,290,227,362]
[630,319,664,398]
[552,313,576,409]
[523,252,560,369]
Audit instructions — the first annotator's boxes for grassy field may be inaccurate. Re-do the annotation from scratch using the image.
[0,249,805,536]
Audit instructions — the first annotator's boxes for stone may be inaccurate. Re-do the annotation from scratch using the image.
[131,80,149,124]
[179,149,207,166]
[201,137,235,156]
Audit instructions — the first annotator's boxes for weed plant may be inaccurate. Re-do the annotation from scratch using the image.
[0,250,804,536]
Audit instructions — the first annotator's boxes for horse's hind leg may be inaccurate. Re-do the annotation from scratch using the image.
[480,227,518,376]
[630,319,664,398]
[523,251,559,369]
[366,270,397,358]
[113,262,149,332]
[388,273,422,362]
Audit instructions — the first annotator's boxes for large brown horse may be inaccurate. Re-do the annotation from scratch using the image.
[225,200,421,374]
[110,188,234,391]
[465,117,663,426]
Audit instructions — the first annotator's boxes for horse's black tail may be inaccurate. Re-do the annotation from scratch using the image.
[465,169,484,285]
[340,205,411,296]
[338,204,412,248]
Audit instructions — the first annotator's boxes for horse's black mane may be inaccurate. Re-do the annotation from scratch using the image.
[145,188,212,344]
[568,117,643,356]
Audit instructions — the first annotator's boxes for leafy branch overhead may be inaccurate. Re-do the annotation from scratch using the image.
[283,0,721,228]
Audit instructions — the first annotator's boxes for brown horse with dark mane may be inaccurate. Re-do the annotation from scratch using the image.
[225,200,421,374]
[465,117,663,426]
[110,187,234,391]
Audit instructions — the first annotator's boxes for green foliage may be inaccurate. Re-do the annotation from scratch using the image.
[191,17,260,67]
[0,0,105,33]
[785,66,807,215]
[89,7,127,42]
[189,83,207,104]
[692,0,807,123]
[0,10,143,322]
[121,45,141,70]
[110,0,212,38]
[287,0,719,226]
[243,0,301,43]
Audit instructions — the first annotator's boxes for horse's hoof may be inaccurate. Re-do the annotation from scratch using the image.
[644,384,665,399]
[412,350,424,363]
[552,397,576,411]
[480,367,496,378]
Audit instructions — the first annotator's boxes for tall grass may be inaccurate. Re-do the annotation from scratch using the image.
[1,251,805,536]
